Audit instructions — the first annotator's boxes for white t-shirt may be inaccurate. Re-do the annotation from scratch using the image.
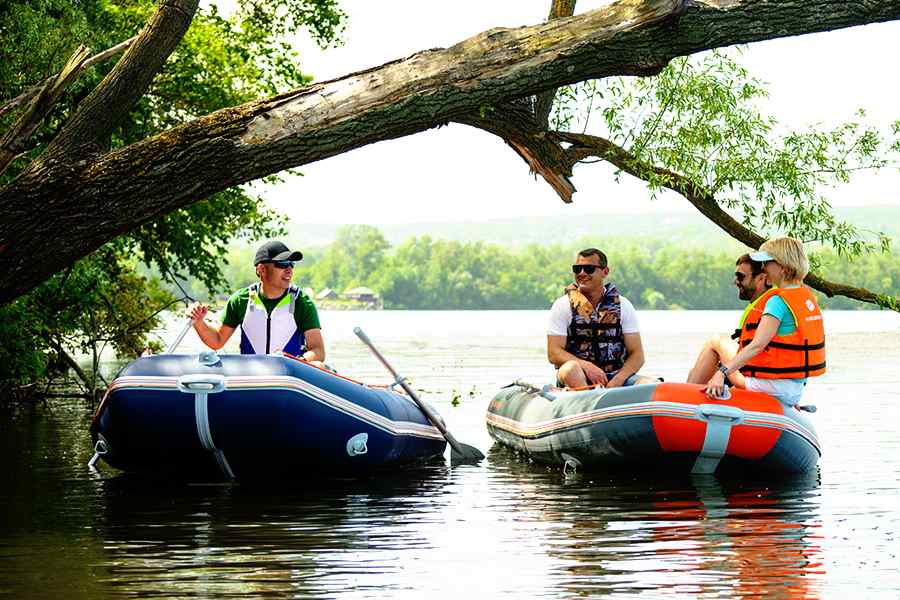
[547,293,640,337]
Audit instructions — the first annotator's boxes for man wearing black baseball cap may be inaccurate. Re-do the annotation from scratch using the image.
[253,240,303,265]
[186,240,325,363]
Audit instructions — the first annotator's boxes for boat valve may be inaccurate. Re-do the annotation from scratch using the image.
[198,350,221,367]
[347,433,369,457]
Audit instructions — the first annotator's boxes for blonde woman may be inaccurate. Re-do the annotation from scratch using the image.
[705,237,826,406]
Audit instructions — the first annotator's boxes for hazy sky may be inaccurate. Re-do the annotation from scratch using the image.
[253,1,900,224]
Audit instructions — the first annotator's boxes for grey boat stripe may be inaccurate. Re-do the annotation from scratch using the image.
[178,375,236,480]
[194,392,235,479]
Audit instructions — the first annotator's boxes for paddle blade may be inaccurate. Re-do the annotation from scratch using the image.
[450,442,485,464]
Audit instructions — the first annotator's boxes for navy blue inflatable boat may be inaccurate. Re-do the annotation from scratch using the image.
[90,352,447,479]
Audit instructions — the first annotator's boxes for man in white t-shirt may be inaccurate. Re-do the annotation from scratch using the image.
[547,248,654,388]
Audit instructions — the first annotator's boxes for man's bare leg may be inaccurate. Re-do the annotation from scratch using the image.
[558,360,589,388]
[687,335,740,384]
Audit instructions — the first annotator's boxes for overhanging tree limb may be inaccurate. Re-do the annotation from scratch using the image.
[3,0,900,305]
[553,130,899,311]
[457,103,578,201]
[463,93,900,311]
[0,45,92,176]
[0,36,137,119]
[37,0,199,165]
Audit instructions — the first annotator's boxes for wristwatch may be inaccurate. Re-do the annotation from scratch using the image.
[718,364,730,377]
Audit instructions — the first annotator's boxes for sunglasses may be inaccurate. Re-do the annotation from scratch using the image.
[572,264,603,275]
[735,270,765,282]
[269,261,295,269]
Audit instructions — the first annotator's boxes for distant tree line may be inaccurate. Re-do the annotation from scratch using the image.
[220,225,900,311]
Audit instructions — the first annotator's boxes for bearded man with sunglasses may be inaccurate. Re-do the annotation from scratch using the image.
[547,248,654,388]
[686,253,770,385]
[186,241,325,364]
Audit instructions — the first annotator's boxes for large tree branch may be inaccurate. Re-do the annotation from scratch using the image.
[3,0,900,304]
[37,1,198,165]
[533,0,578,129]
[462,102,900,311]
[457,103,578,201]
[0,46,92,176]
[549,130,900,311]
[0,36,137,119]
[458,0,579,197]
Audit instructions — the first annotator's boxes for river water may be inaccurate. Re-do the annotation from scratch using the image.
[2,310,899,598]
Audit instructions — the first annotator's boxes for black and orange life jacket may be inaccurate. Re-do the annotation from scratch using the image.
[738,287,826,379]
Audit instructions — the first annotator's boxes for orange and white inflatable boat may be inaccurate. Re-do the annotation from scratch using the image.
[486,382,819,475]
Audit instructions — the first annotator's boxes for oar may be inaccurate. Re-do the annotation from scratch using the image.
[354,326,484,464]
[165,318,195,354]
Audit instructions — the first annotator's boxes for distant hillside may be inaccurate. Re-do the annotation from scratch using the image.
[286,205,900,249]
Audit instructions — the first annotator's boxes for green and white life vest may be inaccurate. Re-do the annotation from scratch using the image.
[239,284,305,355]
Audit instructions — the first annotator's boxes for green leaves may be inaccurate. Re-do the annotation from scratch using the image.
[0,251,175,388]
[302,225,391,293]
[0,0,346,390]
[128,188,287,295]
[550,49,899,260]
[236,0,345,48]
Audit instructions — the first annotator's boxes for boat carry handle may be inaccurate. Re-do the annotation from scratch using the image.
[510,380,557,401]
[696,403,744,425]
[87,435,109,471]
[176,374,226,394]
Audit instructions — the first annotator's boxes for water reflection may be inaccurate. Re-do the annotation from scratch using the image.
[85,437,827,597]
[486,446,824,597]
[96,470,456,597]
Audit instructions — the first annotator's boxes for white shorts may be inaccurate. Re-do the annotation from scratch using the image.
[744,377,806,406]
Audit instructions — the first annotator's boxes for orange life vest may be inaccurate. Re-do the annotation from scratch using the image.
[738,287,826,379]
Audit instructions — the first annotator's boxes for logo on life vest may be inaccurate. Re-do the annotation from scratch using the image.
[806,299,815,311]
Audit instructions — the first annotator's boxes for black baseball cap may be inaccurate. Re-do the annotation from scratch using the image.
[253,241,303,265]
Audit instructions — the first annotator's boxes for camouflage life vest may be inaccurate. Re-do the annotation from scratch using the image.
[564,282,626,375]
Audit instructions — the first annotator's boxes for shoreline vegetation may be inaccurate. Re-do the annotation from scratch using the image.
[198,223,899,313]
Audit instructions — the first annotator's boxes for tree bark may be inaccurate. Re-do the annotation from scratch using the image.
[0,36,137,119]
[532,0,577,130]
[37,0,199,165]
[2,0,900,305]
[0,45,92,176]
